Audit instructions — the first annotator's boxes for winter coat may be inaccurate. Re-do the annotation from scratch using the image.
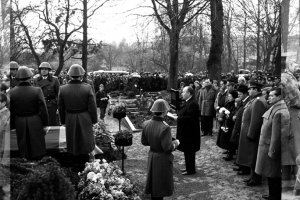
[141,116,176,197]
[58,80,97,155]
[236,93,269,168]
[34,75,60,125]
[198,85,217,116]
[10,82,49,159]
[176,97,201,152]
[96,90,109,108]
[0,107,10,163]
[230,96,250,147]
[216,100,236,150]
[284,106,299,165]
[255,100,290,177]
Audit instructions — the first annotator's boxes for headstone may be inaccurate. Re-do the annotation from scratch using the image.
[170,88,180,110]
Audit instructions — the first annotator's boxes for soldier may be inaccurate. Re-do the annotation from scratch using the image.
[34,62,60,126]
[9,61,19,88]
[10,66,49,160]
[58,64,98,172]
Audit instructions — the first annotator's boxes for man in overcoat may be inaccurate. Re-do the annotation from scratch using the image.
[58,64,98,171]
[141,99,180,200]
[9,61,19,88]
[255,87,290,200]
[34,62,60,125]
[10,66,49,160]
[176,86,201,175]
[236,80,269,186]
[198,79,217,136]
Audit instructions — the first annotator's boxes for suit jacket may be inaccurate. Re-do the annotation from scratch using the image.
[255,100,290,177]
[58,80,97,155]
[176,96,201,152]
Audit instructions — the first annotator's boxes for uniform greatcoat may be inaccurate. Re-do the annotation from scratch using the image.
[10,82,49,159]
[141,116,176,197]
[34,75,60,125]
[58,80,97,155]
[176,97,200,152]
[236,93,269,168]
[255,100,290,177]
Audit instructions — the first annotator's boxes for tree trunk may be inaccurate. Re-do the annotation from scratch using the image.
[243,10,247,69]
[82,0,88,74]
[281,0,290,53]
[55,44,65,76]
[207,0,223,80]
[256,0,261,70]
[168,30,179,90]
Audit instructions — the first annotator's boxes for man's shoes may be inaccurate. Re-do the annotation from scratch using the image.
[223,155,233,161]
[243,178,251,183]
[232,167,241,171]
[237,170,250,175]
[246,180,261,187]
[182,171,196,175]
[180,168,187,172]
[262,194,269,199]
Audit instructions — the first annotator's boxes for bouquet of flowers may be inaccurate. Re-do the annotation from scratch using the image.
[78,159,141,200]
[93,121,116,152]
[112,103,127,120]
[114,130,133,147]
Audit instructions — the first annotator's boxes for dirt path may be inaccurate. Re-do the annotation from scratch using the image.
[116,128,269,200]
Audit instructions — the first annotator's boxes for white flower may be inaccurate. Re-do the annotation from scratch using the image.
[102,159,107,163]
[219,107,225,113]
[224,109,230,115]
[87,172,96,181]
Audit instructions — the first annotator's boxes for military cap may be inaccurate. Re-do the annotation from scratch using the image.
[39,62,52,70]
[15,66,33,79]
[67,64,85,76]
[236,85,248,94]
[10,61,19,69]
[150,99,170,113]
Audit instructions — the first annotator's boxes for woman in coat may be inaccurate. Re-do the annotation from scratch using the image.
[10,66,49,160]
[216,90,238,161]
[141,99,179,200]
[58,64,97,171]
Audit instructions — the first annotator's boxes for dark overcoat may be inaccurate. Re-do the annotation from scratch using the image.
[236,93,269,168]
[141,116,176,197]
[58,80,97,155]
[255,100,290,177]
[10,82,49,159]
[198,85,217,116]
[216,100,236,150]
[230,96,250,147]
[34,75,60,125]
[176,97,201,152]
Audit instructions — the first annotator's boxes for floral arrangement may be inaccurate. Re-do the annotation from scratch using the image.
[112,103,127,119]
[78,159,141,200]
[114,130,133,147]
[219,107,230,115]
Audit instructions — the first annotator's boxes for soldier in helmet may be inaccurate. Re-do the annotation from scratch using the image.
[141,99,180,200]
[33,62,60,125]
[58,64,97,172]
[10,66,49,160]
[9,61,20,88]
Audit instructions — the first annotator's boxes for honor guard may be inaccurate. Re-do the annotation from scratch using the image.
[34,62,60,126]
[9,61,20,88]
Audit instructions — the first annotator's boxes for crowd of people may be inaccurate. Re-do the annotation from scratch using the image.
[1,60,300,200]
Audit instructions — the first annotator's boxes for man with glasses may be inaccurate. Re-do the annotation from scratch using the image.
[34,62,60,126]
[9,61,19,88]
[236,80,269,186]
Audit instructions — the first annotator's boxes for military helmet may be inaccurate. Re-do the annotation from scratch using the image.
[15,66,34,79]
[150,99,170,113]
[39,62,52,70]
[67,64,85,76]
[10,61,19,69]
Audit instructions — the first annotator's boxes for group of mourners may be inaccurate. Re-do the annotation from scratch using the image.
[140,61,300,200]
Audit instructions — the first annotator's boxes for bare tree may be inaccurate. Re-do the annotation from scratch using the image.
[150,0,209,89]
[206,0,224,80]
